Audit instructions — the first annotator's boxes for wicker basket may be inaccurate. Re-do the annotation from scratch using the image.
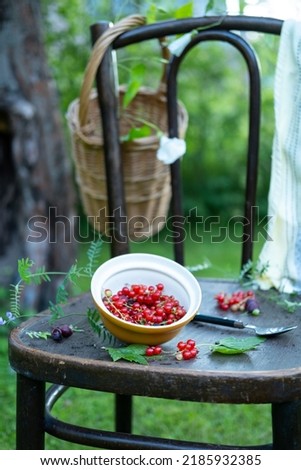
[67,15,188,240]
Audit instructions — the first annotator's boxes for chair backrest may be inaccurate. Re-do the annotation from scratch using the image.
[91,15,283,268]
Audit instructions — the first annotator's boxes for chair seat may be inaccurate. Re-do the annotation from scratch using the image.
[9,278,301,402]
[8,278,301,449]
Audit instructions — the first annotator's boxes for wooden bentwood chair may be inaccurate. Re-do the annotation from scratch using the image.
[9,15,301,450]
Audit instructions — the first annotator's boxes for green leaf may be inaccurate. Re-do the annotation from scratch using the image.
[122,63,145,109]
[49,301,65,320]
[145,3,157,24]
[66,263,82,285]
[87,308,117,345]
[55,284,69,304]
[30,266,51,285]
[18,259,52,285]
[205,0,227,13]
[210,336,265,355]
[26,331,51,340]
[84,238,103,276]
[18,258,34,283]
[104,344,148,365]
[175,2,193,19]
[122,125,152,142]
[282,299,301,313]
[205,0,215,13]
[9,283,24,318]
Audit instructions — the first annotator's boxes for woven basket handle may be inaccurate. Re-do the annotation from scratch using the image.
[79,15,146,126]
[157,37,171,94]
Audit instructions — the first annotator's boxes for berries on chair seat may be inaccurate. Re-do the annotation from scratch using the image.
[51,327,63,342]
[145,345,162,356]
[245,298,261,315]
[60,324,73,337]
[51,325,73,342]
[214,290,260,315]
[176,339,198,361]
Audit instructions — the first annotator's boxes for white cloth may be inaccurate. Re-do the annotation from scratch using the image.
[257,19,301,293]
[156,136,186,164]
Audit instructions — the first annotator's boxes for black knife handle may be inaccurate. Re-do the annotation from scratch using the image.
[194,314,245,329]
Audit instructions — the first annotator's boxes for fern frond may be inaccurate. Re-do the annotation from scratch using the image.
[9,283,24,318]
[55,283,69,304]
[66,262,85,287]
[30,266,51,285]
[49,301,65,321]
[26,331,51,340]
[18,258,34,284]
[84,238,103,276]
[87,308,117,346]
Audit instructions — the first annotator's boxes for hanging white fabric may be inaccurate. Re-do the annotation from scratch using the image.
[257,19,301,293]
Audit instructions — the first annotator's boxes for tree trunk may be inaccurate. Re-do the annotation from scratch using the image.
[0,0,76,310]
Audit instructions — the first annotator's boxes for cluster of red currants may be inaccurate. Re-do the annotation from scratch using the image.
[176,339,198,360]
[214,290,260,315]
[145,345,162,356]
[103,283,187,325]
[145,339,198,361]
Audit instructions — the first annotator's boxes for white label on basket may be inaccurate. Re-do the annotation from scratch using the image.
[156,136,186,164]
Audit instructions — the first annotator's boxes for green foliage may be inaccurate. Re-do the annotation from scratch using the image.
[122,63,146,109]
[104,336,266,365]
[40,0,279,224]
[122,124,152,141]
[239,259,270,286]
[87,308,117,346]
[7,238,103,323]
[211,336,265,354]
[18,258,51,285]
[84,239,104,277]
[178,34,278,221]
[104,344,149,365]
[9,283,24,318]
[26,330,52,340]
[145,1,194,23]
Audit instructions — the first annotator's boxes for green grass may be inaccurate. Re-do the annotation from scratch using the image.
[0,231,271,450]
[81,224,266,279]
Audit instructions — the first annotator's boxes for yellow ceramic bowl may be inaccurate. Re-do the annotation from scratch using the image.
[91,253,202,345]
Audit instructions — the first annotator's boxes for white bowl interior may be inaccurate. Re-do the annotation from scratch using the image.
[91,253,202,322]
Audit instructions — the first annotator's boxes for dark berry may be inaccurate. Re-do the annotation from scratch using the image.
[51,327,62,342]
[60,324,73,338]
[245,298,260,315]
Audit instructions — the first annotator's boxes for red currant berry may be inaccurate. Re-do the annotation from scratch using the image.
[220,303,229,311]
[177,341,187,351]
[145,347,155,356]
[189,348,198,358]
[154,346,162,355]
[182,350,192,360]
[215,293,225,302]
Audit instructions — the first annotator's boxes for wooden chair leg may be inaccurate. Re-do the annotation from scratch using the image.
[272,401,301,449]
[115,394,132,433]
[16,374,45,449]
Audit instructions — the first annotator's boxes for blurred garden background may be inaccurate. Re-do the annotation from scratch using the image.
[1,0,300,450]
